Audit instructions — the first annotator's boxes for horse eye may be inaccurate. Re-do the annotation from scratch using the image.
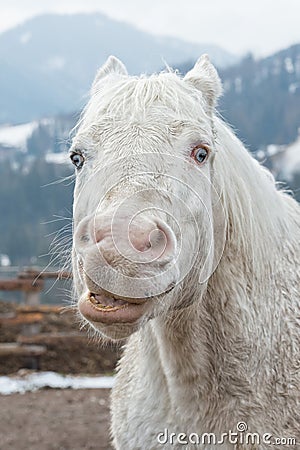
[70,152,85,169]
[191,144,210,165]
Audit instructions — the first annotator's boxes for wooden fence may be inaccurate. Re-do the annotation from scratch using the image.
[0,267,71,305]
[0,268,72,368]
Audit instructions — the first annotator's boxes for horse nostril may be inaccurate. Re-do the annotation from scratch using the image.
[148,228,166,249]
[79,214,177,265]
[93,226,108,244]
[129,220,176,261]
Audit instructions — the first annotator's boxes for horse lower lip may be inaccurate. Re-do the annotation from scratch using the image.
[79,294,149,324]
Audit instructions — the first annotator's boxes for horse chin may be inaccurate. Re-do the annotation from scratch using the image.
[88,321,142,341]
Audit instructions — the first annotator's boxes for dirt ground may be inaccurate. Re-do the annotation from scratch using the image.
[0,300,121,449]
[0,388,114,450]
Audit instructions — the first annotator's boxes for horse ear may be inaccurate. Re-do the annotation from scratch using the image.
[92,56,128,92]
[184,54,222,111]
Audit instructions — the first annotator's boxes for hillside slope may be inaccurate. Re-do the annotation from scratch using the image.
[0,13,236,123]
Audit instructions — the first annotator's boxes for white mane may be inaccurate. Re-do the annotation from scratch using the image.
[213,118,295,271]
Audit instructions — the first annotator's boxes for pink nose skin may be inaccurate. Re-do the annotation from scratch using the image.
[78,214,177,265]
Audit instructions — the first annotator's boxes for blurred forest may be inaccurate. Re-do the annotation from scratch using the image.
[180,45,300,150]
[0,159,73,265]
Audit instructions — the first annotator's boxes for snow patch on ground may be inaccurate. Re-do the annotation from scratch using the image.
[289,82,300,94]
[266,144,280,156]
[46,56,66,70]
[0,372,114,395]
[0,122,38,151]
[282,134,300,179]
[20,32,32,44]
[45,152,69,164]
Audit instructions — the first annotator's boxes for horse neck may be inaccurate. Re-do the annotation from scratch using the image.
[146,254,279,426]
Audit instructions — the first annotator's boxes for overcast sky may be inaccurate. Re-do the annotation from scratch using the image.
[0,0,299,57]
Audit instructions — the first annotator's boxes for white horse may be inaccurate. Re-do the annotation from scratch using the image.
[71,55,300,449]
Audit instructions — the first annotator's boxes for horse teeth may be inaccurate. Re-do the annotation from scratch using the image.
[87,292,128,311]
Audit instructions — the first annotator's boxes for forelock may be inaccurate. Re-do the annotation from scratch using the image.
[79,71,210,132]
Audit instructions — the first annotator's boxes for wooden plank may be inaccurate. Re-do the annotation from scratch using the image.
[18,270,72,280]
[0,343,47,356]
[0,312,16,320]
[18,332,85,345]
[0,279,43,292]
[39,270,72,280]
[16,304,64,314]
[0,312,44,325]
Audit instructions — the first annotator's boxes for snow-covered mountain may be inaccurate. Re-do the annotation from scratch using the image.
[0,13,237,124]
[0,122,38,151]
[219,46,300,148]
[282,134,300,179]
[263,132,300,181]
[179,44,300,149]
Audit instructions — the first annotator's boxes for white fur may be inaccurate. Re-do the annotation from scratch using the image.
[71,56,300,450]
